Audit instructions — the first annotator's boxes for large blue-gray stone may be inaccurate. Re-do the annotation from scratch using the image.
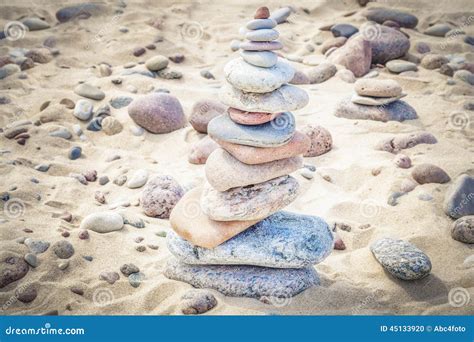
[56,3,104,23]
[208,112,295,148]
[167,211,334,268]
[164,258,319,298]
[370,238,431,280]
[334,96,417,122]
[444,175,474,219]
[364,8,418,28]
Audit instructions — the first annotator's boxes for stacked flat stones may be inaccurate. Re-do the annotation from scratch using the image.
[165,7,334,300]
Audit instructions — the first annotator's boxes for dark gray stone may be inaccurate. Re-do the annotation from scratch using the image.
[444,175,474,219]
[334,97,417,122]
[331,24,359,38]
[69,146,82,160]
[128,272,145,288]
[24,238,50,254]
[371,238,431,280]
[165,258,319,298]
[365,25,410,64]
[56,3,103,23]
[109,96,133,109]
[208,112,295,148]
[167,211,333,268]
[52,240,75,259]
[0,255,29,288]
[120,263,140,276]
[451,216,474,243]
[364,8,418,28]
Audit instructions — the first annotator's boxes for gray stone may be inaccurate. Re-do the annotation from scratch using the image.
[219,84,308,113]
[331,23,359,38]
[245,29,279,42]
[73,99,93,121]
[68,146,82,160]
[208,112,295,148]
[145,55,168,71]
[451,216,474,243]
[351,93,406,106]
[334,96,417,122]
[180,290,217,315]
[354,79,402,97]
[80,212,124,233]
[269,7,292,24]
[0,255,29,288]
[224,58,294,93]
[454,70,474,86]
[444,175,474,219]
[52,240,75,259]
[0,64,21,79]
[128,272,145,288]
[371,238,431,280]
[362,24,410,64]
[424,24,452,37]
[100,271,120,284]
[49,127,72,139]
[22,17,50,31]
[201,175,299,221]
[168,211,333,268]
[120,263,140,276]
[24,238,50,254]
[411,164,450,184]
[306,63,337,84]
[16,285,37,303]
[24,253,38,267]
[240,41,283,51]
[165,258,319,299]
[421,54,449,70]
[246,18,276,30]
[120,212,145,228]
[127,169,148,189]
[74,83,105,100]
[56,3,103,22]
[364,8,418,28]
[240,50,278,68]
[35,164,50,172]
[109,96,133,109]
[386,60,418,73]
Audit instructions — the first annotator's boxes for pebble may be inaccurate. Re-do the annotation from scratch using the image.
[200,70,214,79]
[355,79,402,97]
[321,36,347,54]
[101,117,123,135]
[86,117,103,131]
[290,70,311,84]
[388,191,405,206]
[246,18,276,30]
[415,42,430,54]
[133,47,146,57]
[99,64,112,77]
[80,212,124,233]
[0,64,21,79]
[240,50,277,68]
[127,169,149,189]
[331,23,358,38]
[156,69,182,79]
[83,170,97,182]
[444,175,474,219]
[205,149,302,191]
[22,17,50,31]
[128,93,186,134]
[418,193,433,201]
[100,271,120,284]
[201,175,299,221]
[300,169,314,179]
[0,255,29,288]
[254,6,270,19]
[24,253,38,267]
[83,256,93,262]
[25,238,50,254]
[145,55,169,71]
[72,99,93,121]
[4,127,28,139]
[224,58,294,93]
[364,8,418,28]
[334,97,417,122]
[335,69,355,83]
[327,35,371,77]
[411,164,450,184]
[301,124,333,157]
[240,41,283,51]
[128,272,145,288]
[35,164,50,172]
[188,135,219,165]
[25,48,53,64]
[306,63,337,84]
[269,7,292,24]
[74,84,105,101]
[376,132,437,153]
[365,24,410,64]
[215,131,310,165]
[16,285,37,303]
[113,175,127,186]
[56,3,102,22]
[60,98,75,109]
[141,175,184,218]
[421,54,449,70]
[179,290,217,315]
[464,36,474,46]
[121,212,145,228]
[109,96,133,109]
[371,238,431,280]
[424,23,451,37]
[69,146,82,160]
[58,260,69,270]
[78,230,89,239]
[451,216,474,243]
[120,263,140,276]
[49,127,72,139]
[351,93,405,106]
[454,70,474,86]
[168,211,333,268]
[165,258,318,299]
[246,29,279,42]
[189,99,227,133]
[386,60,417,73]
[393,154,411,168]
[208,112,295,148]
[52,240,75,259]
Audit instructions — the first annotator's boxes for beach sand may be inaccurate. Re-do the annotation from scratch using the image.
[0,0,473,315]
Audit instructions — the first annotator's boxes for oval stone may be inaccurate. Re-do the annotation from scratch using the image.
[208,112,295,148]
[167,211,334,268]
[354,79,402,97]
[224,58,294,93]
[246,18,276,30]
[240,50,278,68]
[351,93,406,106]
[245,29,279,42]
[201,175,299,221]
[371,238,431,280]
[240,41,283,51]
[451,216,474,243]
[219,84,309,113]
[80,212,124,233]
[205,148,303,191]
[228,107,278,125]
[444,175,474,219]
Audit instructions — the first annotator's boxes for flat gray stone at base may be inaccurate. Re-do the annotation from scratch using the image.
[167,211,334,268]
[164,258,319,298]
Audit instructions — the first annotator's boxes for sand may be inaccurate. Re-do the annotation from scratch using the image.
[0,0,473,315]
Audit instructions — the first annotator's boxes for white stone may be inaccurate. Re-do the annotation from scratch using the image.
[73,99,93,121]
[127,169,149,189]
[80,212,124,233]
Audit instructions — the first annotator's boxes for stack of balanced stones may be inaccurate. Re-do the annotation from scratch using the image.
[164,7,334,300]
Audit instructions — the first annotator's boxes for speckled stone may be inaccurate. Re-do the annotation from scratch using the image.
[451,216,474,243]
[164,258,319,298]
[411,163,450,184]
[208,112,295,148]
[52,240,75,259]
[205,148,303,191]
[24,238,50,254]
[224,58,294,93]
[334,96,417,122]
[371,238,431,280]
[421,54,449,70]
[220,84,308,113]
[301,124,333,157]
[444,175,474,219]
[376,132,437,153]
[201,175,299,221]
[167,211,333,268]
[141,175,184,218]
[179,289,217,315]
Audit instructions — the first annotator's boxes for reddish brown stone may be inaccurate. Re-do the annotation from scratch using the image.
[254,6,270,19]
[228,108,278,126]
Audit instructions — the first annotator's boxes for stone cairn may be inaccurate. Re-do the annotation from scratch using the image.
[164,7,334,301]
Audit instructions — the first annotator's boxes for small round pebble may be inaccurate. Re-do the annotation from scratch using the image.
[179,289,218,315]
[451,216,474,244]
[393,154,411,168]
[302,124,333,157]
[68,146,82,160]
[120,263,140,276]
[52,240,75,259]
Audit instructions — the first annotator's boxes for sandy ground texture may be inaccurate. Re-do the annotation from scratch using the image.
[0,0,473,315]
